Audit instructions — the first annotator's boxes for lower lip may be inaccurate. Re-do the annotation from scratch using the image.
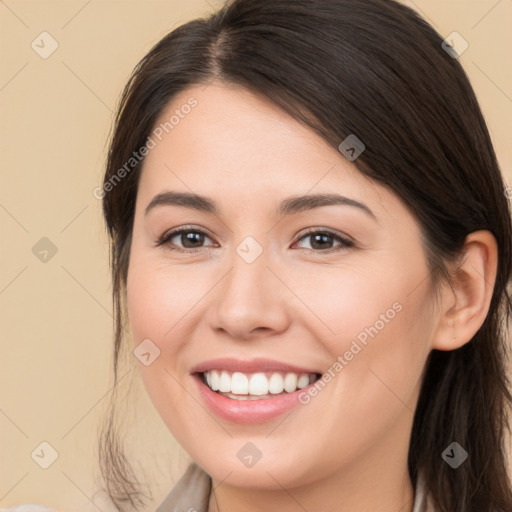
[192,373,312,424]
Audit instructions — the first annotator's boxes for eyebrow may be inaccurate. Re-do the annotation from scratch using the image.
[144,191,377,220]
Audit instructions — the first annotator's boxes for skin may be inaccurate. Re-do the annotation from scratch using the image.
[126,81,498,512]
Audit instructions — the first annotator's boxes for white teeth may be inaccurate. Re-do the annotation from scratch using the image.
[249,373,268,395]
[218,371,231,392]
[268,373,284,394]
[297,374,310,389]
[210,370,219,391]
[202,370,317,397]
[283,373,298,393]
[231,372,249,394]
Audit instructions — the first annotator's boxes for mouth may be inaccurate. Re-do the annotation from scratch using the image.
[198,370,322,400]
[190,358,323,424]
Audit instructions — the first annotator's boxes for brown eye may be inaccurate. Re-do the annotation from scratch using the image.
[295,229,354,252]
[156,228,215,252]
[174,230,206,248]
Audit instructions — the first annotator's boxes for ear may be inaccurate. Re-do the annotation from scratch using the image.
[431,230,498,351]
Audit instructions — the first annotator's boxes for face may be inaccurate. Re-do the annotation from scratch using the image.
[126,81,438,490]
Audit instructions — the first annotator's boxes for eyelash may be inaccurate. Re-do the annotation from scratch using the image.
[156,226,355,254]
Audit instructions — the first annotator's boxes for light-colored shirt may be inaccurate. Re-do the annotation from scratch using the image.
[154,462,434,512]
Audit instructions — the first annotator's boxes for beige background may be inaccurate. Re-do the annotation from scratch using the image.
[1,1,511,510]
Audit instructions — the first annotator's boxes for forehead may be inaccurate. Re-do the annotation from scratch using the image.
[136,82,404,223]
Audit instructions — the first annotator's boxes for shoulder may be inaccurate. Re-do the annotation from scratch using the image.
[154,462,212,512]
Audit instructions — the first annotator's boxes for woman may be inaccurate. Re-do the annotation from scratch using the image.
[98,0,512,511]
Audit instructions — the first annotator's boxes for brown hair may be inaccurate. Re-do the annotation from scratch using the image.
[98,1,512,510]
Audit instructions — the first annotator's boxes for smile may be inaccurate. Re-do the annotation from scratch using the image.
[190,358,323,423]
[201,370,320,399]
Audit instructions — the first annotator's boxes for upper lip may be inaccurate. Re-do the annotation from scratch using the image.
[190,358,321,375]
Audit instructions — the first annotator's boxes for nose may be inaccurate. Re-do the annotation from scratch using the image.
[207,242,290,341]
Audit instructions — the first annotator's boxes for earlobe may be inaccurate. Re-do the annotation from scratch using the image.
[431,230,498,352]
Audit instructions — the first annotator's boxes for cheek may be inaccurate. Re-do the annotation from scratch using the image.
[285,260,408,353]
[126,261,207,435]
[291,255,433,409]
[292,243,433,360]
[126,259,205,349]
[294,284,432,471]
